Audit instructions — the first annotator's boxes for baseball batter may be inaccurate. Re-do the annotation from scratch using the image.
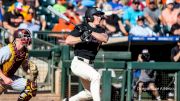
[63,7,108,101]
[0,29,38,101]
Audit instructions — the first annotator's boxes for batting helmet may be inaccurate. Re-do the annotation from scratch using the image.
[13,29,31,45]
[85,7,104,22]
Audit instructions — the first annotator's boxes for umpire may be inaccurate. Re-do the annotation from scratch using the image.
[63,7,108,101]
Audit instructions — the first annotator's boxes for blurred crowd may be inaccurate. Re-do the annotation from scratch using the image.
[0,0,179,100]
[0,0,179,44]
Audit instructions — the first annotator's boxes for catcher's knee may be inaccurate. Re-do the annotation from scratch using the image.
[17,79,37,101]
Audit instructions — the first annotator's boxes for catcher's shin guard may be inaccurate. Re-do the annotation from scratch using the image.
[0,84,5,94]
[17,79,37,101]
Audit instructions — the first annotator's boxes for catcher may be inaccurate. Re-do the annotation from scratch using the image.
[0,29,38,101]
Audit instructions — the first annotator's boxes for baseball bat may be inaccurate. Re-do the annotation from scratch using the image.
[47,5,76,26]
[47,6,71,100]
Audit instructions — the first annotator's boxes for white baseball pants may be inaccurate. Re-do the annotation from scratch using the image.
[0,75,27,94]
[69,56,101,101]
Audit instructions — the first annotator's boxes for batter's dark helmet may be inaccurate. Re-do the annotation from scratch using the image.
[85,7,104,22]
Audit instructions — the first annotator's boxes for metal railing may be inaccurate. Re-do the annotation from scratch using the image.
[31,31,69,50]
[0,26,12,46]
[127,62,180,101]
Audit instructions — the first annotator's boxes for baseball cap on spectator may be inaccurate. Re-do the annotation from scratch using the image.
[166,0,174,5]
[14,2,23,11]
[137,16,145,21]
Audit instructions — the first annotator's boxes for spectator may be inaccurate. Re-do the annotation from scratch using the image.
[99,15,116,33]
[96,0,125,18]
[108,0,124,10]
[170,12,180,36]
[146,0,158,7]
[8,1,24,12]
[160,0,167,5]
[74,0,87,21]
[24,0,39,8]
[38,15,46,31]
[96,0,112,12]
[171,39,180,62]
[104,14,128,36]
[3,2,24,43]
[8,1,30,18]
[18,7,40,33]
[157,0,166,11]
[123,0,144,31]
[24,6,34,22]
[160,0,179,33]
[63,3,81,24]
[69,0,95,7]
[129,16,157,36]
[173,0,180,9]
[144,0,161,31]
[52,4,80,32]
[81,0,96,7]
[135,49,161,101]
[53,0,67,13]
[128,0,145,11]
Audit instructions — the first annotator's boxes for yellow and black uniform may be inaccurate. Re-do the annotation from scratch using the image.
[1,43,28,77]
[0,43,37,101]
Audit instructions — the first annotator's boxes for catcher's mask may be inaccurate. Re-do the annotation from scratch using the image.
[85,7,104,22]
[13,29,31,45]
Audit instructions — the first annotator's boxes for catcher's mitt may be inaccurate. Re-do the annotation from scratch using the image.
[28,61,38,81]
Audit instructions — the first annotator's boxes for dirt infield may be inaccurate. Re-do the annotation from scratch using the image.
[0,93,61,101]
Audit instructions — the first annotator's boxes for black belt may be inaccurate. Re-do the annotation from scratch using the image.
[77,57,93,64]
